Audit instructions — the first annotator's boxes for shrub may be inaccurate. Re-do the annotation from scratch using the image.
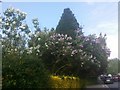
[2,53,50,88]
[50,75,81,88]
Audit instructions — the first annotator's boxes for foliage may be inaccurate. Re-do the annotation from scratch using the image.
[55,7,110,77]
[56,8,83,39]
[2,7,50,88]
[1,7,111,88]
[28,30,110,77]
[107,58,120,75]
[81,34,110,76]
[2,53,50,88]
[50,75,81,88]
[1,7,30,50]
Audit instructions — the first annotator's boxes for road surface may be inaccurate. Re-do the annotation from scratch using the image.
[86,82,120,90]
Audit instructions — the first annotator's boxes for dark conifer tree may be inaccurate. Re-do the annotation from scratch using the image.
[56,8,83,39]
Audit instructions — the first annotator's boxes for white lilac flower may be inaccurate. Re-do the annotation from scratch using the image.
[65,34,67,39]
[29,47,33,50]
[96,39,100,43]
[22,26,26,30]
[90,43,92,45]
[71,51,74,55]
[67,42,72,45]
[11,49,13,51]
[14,27,17,30]
[45,43,48,47]
[90,55,93,58]
[2,45,4,47]
[7,8,12,13]
[22,12,27,16]
[78,49,82,52]
[94,57,96,59]
[36,45,40,49]
[28,32,33,37]
[9,7,14,12]
[16,34,19,38]
[37,49,40,52]
[34,46,37,50]
[38,38,41,41]
[50,36,53,38]
[91,60,94,63]
[79,45,83,48]
[102,46,105,49]
[98,65,101,67]
[58,39,60,41]
[36,32,40,36]
[20,51,23,54]
[61,34,64,37]
[66,46,71,49]
[59,37,64,41]
[19,25,24,30]
[34,34,37,37]
[14,48,17,51]
[7,50,11,53]
[13,21,16,24]
[32,18,39,24]
[55,42,58,44]
[81,62,84,65]
[67,37,72,40]
[5,22,9,26]
[15,9,20,13]
[51,52,53,54]
[85,37,89,41]
[58,34,61,37]
[71,50,77,55]
[36,53,38,55]
[27,49,32,54]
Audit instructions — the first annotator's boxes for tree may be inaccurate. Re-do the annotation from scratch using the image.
[81,33,110,76]
[107,58,120,75]
[56,8,83,39]
[2,7,50,88]
[1,7,30,55]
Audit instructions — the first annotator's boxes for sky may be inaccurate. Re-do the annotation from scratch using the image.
[1,1,118,59]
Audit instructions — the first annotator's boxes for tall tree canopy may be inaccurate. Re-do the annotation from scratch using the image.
[1,7,50,88]
[56,8,83,39]
[107,58,120,75]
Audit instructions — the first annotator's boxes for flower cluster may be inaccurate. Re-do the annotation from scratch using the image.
[26,44,41,55]
[43,33,84,57]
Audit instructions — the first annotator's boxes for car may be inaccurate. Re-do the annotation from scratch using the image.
[113,75,119,82]
[103,76,114,84]
[100,74,107,81]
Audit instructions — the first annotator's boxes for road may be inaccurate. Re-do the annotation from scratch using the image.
[86,82,120,90]
[107,82,120,90]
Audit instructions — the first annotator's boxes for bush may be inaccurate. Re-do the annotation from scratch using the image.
[50,75,81,88]
[2,53,50,88]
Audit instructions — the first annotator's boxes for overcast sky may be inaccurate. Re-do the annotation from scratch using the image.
[1,1,118,59]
